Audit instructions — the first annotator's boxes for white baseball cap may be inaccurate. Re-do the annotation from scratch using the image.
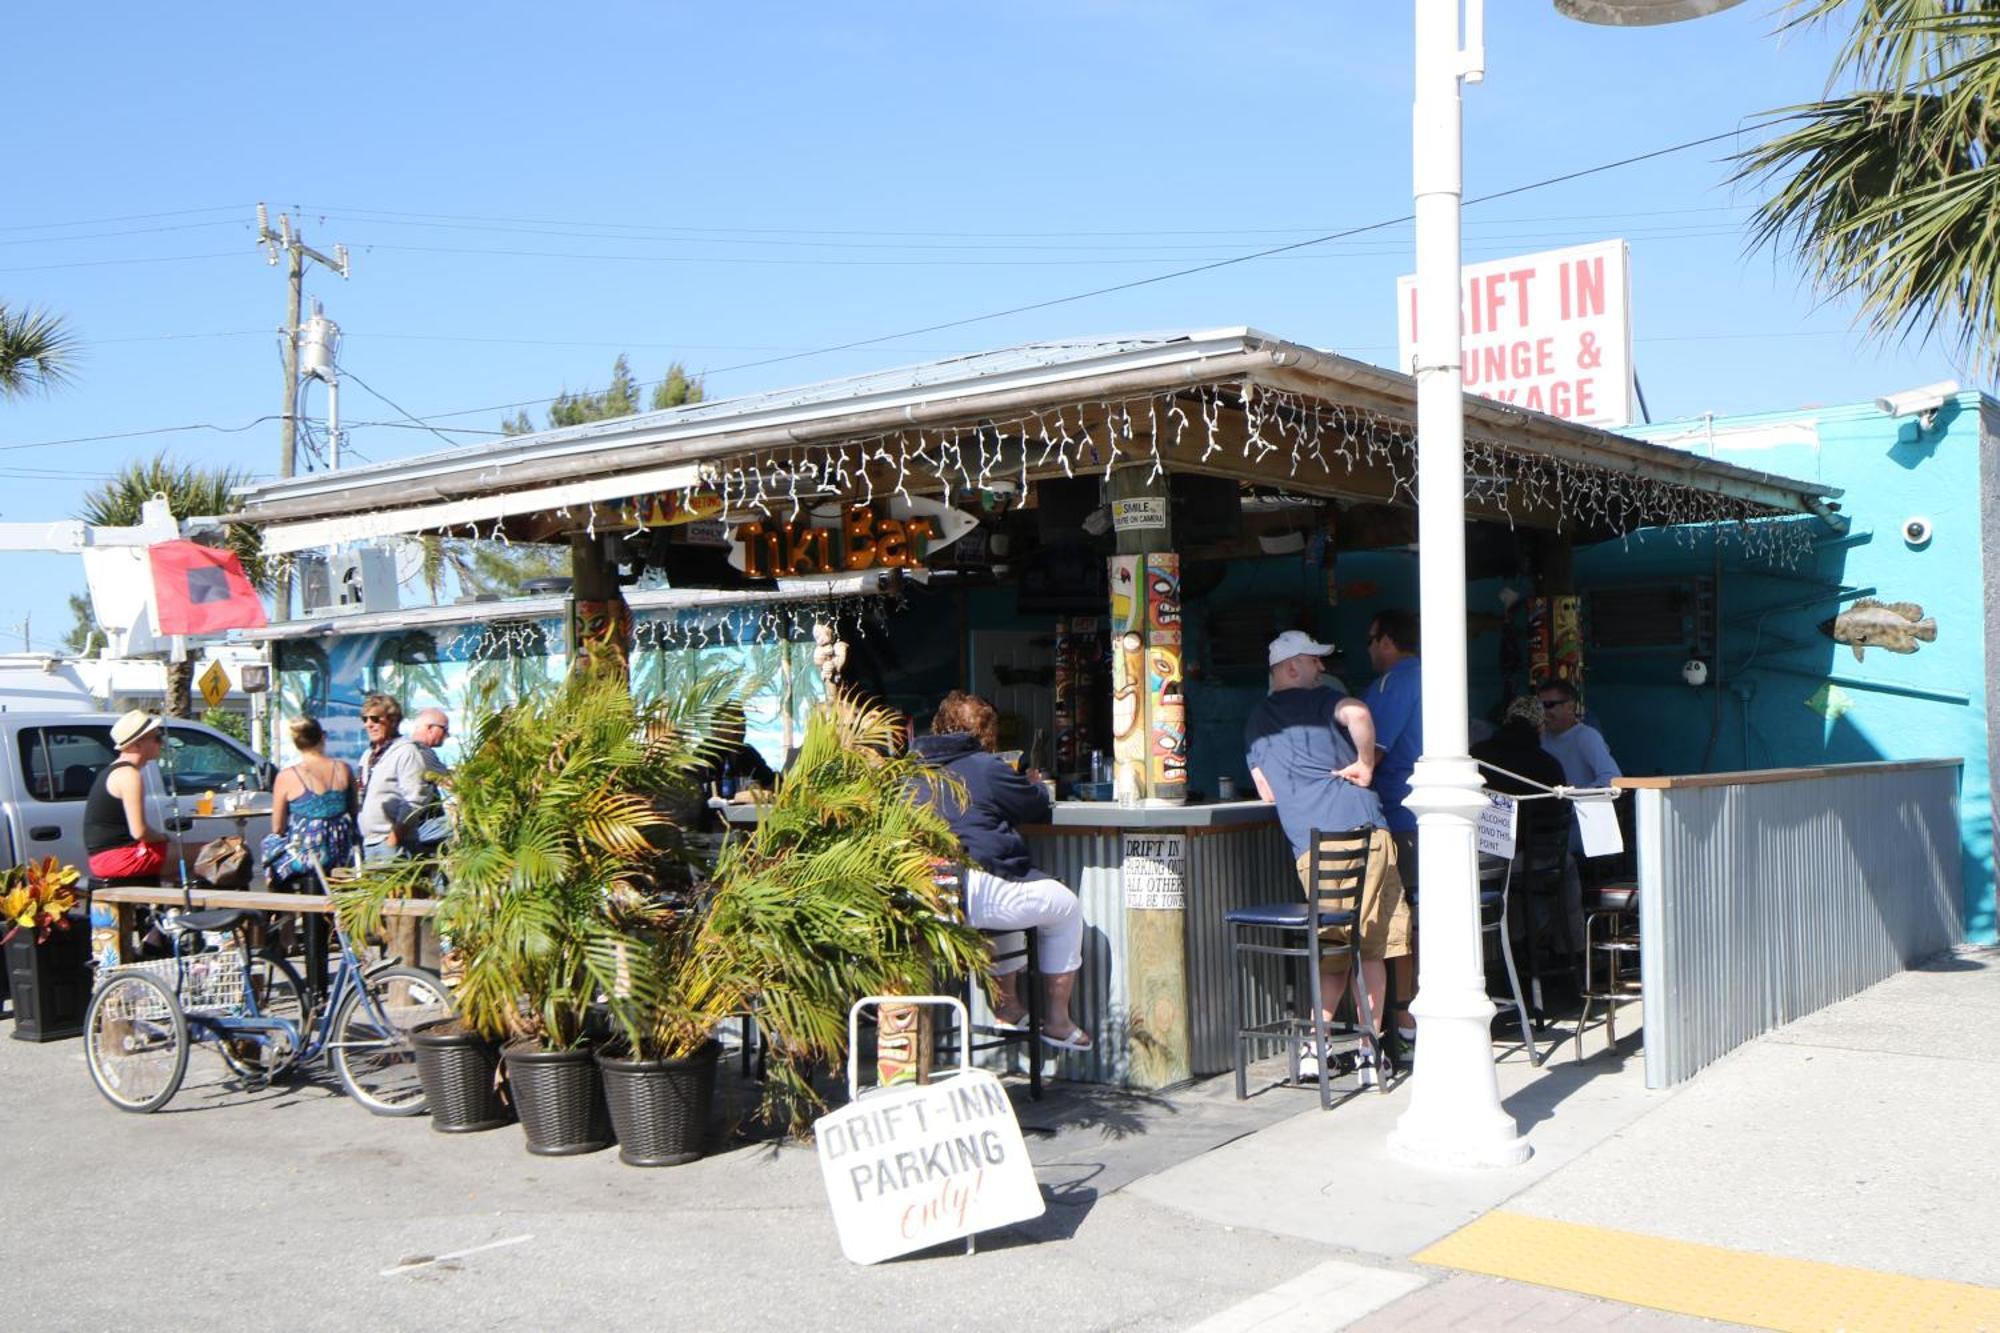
[1268,630,1336,667]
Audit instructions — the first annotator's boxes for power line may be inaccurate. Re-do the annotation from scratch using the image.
[0,417,281,454]
[0,219,247,248]
[0,250,242,274]
[337,365,492,449]
[300,200,1746,242]
[0,204,246,234]
[384,128,1746,423]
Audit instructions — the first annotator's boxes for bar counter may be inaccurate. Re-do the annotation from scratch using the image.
[1016,799,1290,1089]
[716,798,1296,1089]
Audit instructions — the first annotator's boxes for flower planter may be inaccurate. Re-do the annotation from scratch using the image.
[597,1041,720,1168]
[503,1043,614,1156]
[413,1023,513,1134]
[6,912,91,1043]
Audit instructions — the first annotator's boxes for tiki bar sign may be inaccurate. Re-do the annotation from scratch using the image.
[729,499,974,579]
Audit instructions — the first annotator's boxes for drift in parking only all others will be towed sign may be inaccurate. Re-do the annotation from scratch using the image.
[1396,238,1637,429]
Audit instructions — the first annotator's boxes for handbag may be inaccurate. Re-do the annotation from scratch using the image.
[193,834,253,889]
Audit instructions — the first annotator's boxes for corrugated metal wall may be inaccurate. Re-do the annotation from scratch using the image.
[1186,823,1299,1075]
[1021,829,1126,1085]
[1023,821,1298,1086]
[1640,763,1964,1089]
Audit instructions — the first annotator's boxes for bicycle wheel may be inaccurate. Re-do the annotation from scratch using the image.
[84,971,189,1113]
[331,965,453,1116]
[220,954,309,1080]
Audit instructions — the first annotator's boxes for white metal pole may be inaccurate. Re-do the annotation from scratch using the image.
[1388,0,1530,1169]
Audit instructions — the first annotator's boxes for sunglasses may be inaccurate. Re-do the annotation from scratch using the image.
[1537,698,1571,709]
[362,714,392,723]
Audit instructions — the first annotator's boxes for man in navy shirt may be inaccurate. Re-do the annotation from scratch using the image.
[1245,631,1411,1084]
[1365,609,1422,1041]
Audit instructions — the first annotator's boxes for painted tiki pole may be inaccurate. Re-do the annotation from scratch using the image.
[1145,553,1187,803]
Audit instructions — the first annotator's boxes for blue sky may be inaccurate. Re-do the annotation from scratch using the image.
[0,2,1965,650]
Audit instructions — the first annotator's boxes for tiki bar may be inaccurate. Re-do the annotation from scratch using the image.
[229,326,1853,1090]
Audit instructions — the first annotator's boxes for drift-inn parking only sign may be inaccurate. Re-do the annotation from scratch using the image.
[815,1069,1045,1264]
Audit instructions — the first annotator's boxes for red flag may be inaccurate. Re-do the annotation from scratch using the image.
[148,540,268,635]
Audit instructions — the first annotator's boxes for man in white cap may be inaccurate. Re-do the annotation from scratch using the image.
[1244,631,1410,1085]
[83,710,169,881]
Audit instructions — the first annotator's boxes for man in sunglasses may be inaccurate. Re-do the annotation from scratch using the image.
[357,695,451,860]
[1536,678,1620,791]
[1537,677,1620,958]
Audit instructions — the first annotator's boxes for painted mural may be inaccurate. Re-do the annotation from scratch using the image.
[271,608,823,773]
[1528,595,1585,695]
[1145,553,1187,801]
[1109,555,1147,801]
[1106,553,1187,805]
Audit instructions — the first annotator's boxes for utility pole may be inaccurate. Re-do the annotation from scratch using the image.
[256,204,349,618]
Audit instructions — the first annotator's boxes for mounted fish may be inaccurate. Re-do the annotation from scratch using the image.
[1818,599,1938,662]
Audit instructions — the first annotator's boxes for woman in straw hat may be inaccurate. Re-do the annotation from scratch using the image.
[83,710,170,881]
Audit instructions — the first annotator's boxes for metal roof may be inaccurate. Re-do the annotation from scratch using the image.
[233,327,1840,542]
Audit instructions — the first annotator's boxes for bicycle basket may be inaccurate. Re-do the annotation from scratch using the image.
[95,951,247,1014]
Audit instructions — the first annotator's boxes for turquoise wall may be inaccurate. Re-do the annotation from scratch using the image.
[1624,397,1992,941]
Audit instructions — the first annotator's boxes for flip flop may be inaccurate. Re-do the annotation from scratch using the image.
[988,1013,1031,1033]
[1040,1029,1094,1053]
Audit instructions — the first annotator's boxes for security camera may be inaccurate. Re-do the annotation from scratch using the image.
[1902,515,1934,548]
[1681,659,1709,687]
[1873,380,1960,428]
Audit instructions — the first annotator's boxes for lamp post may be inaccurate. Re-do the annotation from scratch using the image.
[1388,0,1747,1171]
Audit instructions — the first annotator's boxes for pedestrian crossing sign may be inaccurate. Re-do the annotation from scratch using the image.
[197,660,229,710]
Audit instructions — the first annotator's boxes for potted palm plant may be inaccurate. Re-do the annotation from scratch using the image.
[338,668,724,1152]
[598,691,990,1161]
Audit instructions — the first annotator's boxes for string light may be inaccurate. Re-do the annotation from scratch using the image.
[289,380,1818,602]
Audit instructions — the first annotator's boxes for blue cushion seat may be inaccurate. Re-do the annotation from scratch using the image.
[1224,902,1358,929]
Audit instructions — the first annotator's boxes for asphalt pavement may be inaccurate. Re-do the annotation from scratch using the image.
[8,946,1996,1330]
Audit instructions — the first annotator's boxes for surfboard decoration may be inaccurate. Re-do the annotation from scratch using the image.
[728,497,977,580]
[605,488,725,531]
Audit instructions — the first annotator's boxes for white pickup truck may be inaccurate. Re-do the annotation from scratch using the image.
[0,713,274,877]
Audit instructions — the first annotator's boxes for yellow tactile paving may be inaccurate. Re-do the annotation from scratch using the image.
[1415,1211,2000,1332]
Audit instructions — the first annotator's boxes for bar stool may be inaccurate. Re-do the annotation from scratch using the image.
[931,861,1045,1100]
[1575,880,1640,1060]
[1480,853,1540,1066]
[1226,827,1383,1108]
[1512,809,1573,1017]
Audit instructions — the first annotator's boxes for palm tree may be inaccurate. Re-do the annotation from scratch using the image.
[0,303,77,399]
[78,454,268,717]
[1735,2,2000,374]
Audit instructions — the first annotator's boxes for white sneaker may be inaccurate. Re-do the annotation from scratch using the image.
[1296,1041,1324,1079]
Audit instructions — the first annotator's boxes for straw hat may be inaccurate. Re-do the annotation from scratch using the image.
[110,710,164,748]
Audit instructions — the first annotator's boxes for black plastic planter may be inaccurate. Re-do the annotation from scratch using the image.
[6,914,91,1043]
[503,1043,613,1156]
[413,1023,513,1134]
[597,1041,720,1168]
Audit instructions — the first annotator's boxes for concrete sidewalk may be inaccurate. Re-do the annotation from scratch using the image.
[1140,945,2000,1330]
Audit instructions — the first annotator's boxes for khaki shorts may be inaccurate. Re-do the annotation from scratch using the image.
[1294,827,1411,961]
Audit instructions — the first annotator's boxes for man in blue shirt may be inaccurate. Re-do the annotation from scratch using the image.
[1365,609,1422,1041]
[1246,631,1411,1085]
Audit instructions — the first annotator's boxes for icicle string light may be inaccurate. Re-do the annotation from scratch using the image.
[334,381,1813,578]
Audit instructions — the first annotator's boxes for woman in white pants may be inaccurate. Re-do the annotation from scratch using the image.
[912,691,1090,1051]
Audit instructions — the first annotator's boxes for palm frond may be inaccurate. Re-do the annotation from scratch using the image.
[1739,2,2000,372]
[0,303,78,398]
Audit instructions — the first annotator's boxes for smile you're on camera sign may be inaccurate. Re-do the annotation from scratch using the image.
[1397,238,1636,429]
